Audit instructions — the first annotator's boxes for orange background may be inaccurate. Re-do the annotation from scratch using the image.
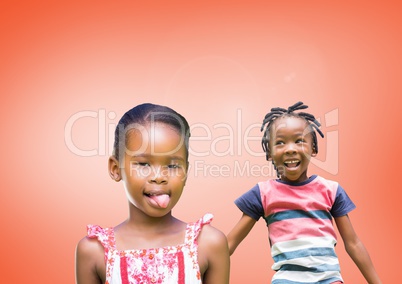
[1,1,400,283]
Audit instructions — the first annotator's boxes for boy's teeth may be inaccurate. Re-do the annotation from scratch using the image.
[285,160,299,164]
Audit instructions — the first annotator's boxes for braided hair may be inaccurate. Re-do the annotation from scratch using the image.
[261,101,324,161]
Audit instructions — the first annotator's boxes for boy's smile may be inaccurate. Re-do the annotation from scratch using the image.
[268,116,317,183]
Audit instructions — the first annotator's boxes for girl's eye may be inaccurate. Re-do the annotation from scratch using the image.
[132,162,149,167]
[168,164,180,169]
[296,139,305,144]
[275,141,284,145]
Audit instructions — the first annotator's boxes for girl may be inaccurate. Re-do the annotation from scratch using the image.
[227,102,381,283]
[76,103,230,284]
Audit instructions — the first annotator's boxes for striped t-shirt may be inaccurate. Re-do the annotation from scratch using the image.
[235,175,356,284]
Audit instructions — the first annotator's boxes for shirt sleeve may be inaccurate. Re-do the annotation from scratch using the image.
[234,184,265,221]
[330,184,357,217]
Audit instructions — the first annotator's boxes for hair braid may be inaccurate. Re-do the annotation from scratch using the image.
[261,101,324,162]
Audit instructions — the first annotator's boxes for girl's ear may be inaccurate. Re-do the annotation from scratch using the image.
[108,156,121,182]
[183,160,190,186]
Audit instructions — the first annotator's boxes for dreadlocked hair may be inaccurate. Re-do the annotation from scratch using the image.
[260,101,324,161]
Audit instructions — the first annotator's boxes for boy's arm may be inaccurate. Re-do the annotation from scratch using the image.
[197,225,230,284]
[227,213,257,255]
[335,215,382,284]
[75,237,104,284]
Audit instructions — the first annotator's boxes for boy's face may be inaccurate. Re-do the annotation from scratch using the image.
[119,122,188,218]
[268,116,317,183]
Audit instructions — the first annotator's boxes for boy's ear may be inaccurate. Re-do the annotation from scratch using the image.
[108,156,121,182]
[311,146,318,157]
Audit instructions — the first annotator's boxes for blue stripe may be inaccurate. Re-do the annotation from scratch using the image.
[265,209,332,225]
[272,277,342,284]
[273,247,337,263]
[279,263,340,273]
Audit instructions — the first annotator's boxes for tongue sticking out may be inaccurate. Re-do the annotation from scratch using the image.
[148,194,170,209]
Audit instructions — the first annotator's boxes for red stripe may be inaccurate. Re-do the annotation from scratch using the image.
[120,255,129,284]
[177,251,185,284]
[268,217,336,244]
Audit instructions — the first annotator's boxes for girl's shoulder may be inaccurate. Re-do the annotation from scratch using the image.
[198,224,227,248]
[76,224,113,259]
[196,214,228,256]
[86,224,117,250]
[76,234,105,258]
[196,215,230,283]
[76,234,106,283]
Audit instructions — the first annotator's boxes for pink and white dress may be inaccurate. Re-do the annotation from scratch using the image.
[87,214,213,284]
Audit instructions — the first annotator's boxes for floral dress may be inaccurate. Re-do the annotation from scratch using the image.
[87,214,213,284]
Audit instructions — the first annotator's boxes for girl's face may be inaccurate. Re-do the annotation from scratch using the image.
[268,116,317,183]
[120,122,188,218]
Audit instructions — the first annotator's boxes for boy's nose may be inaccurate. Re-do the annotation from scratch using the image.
[285,143,296,154]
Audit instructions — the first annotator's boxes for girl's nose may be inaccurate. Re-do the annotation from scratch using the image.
[149,166,168,184]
